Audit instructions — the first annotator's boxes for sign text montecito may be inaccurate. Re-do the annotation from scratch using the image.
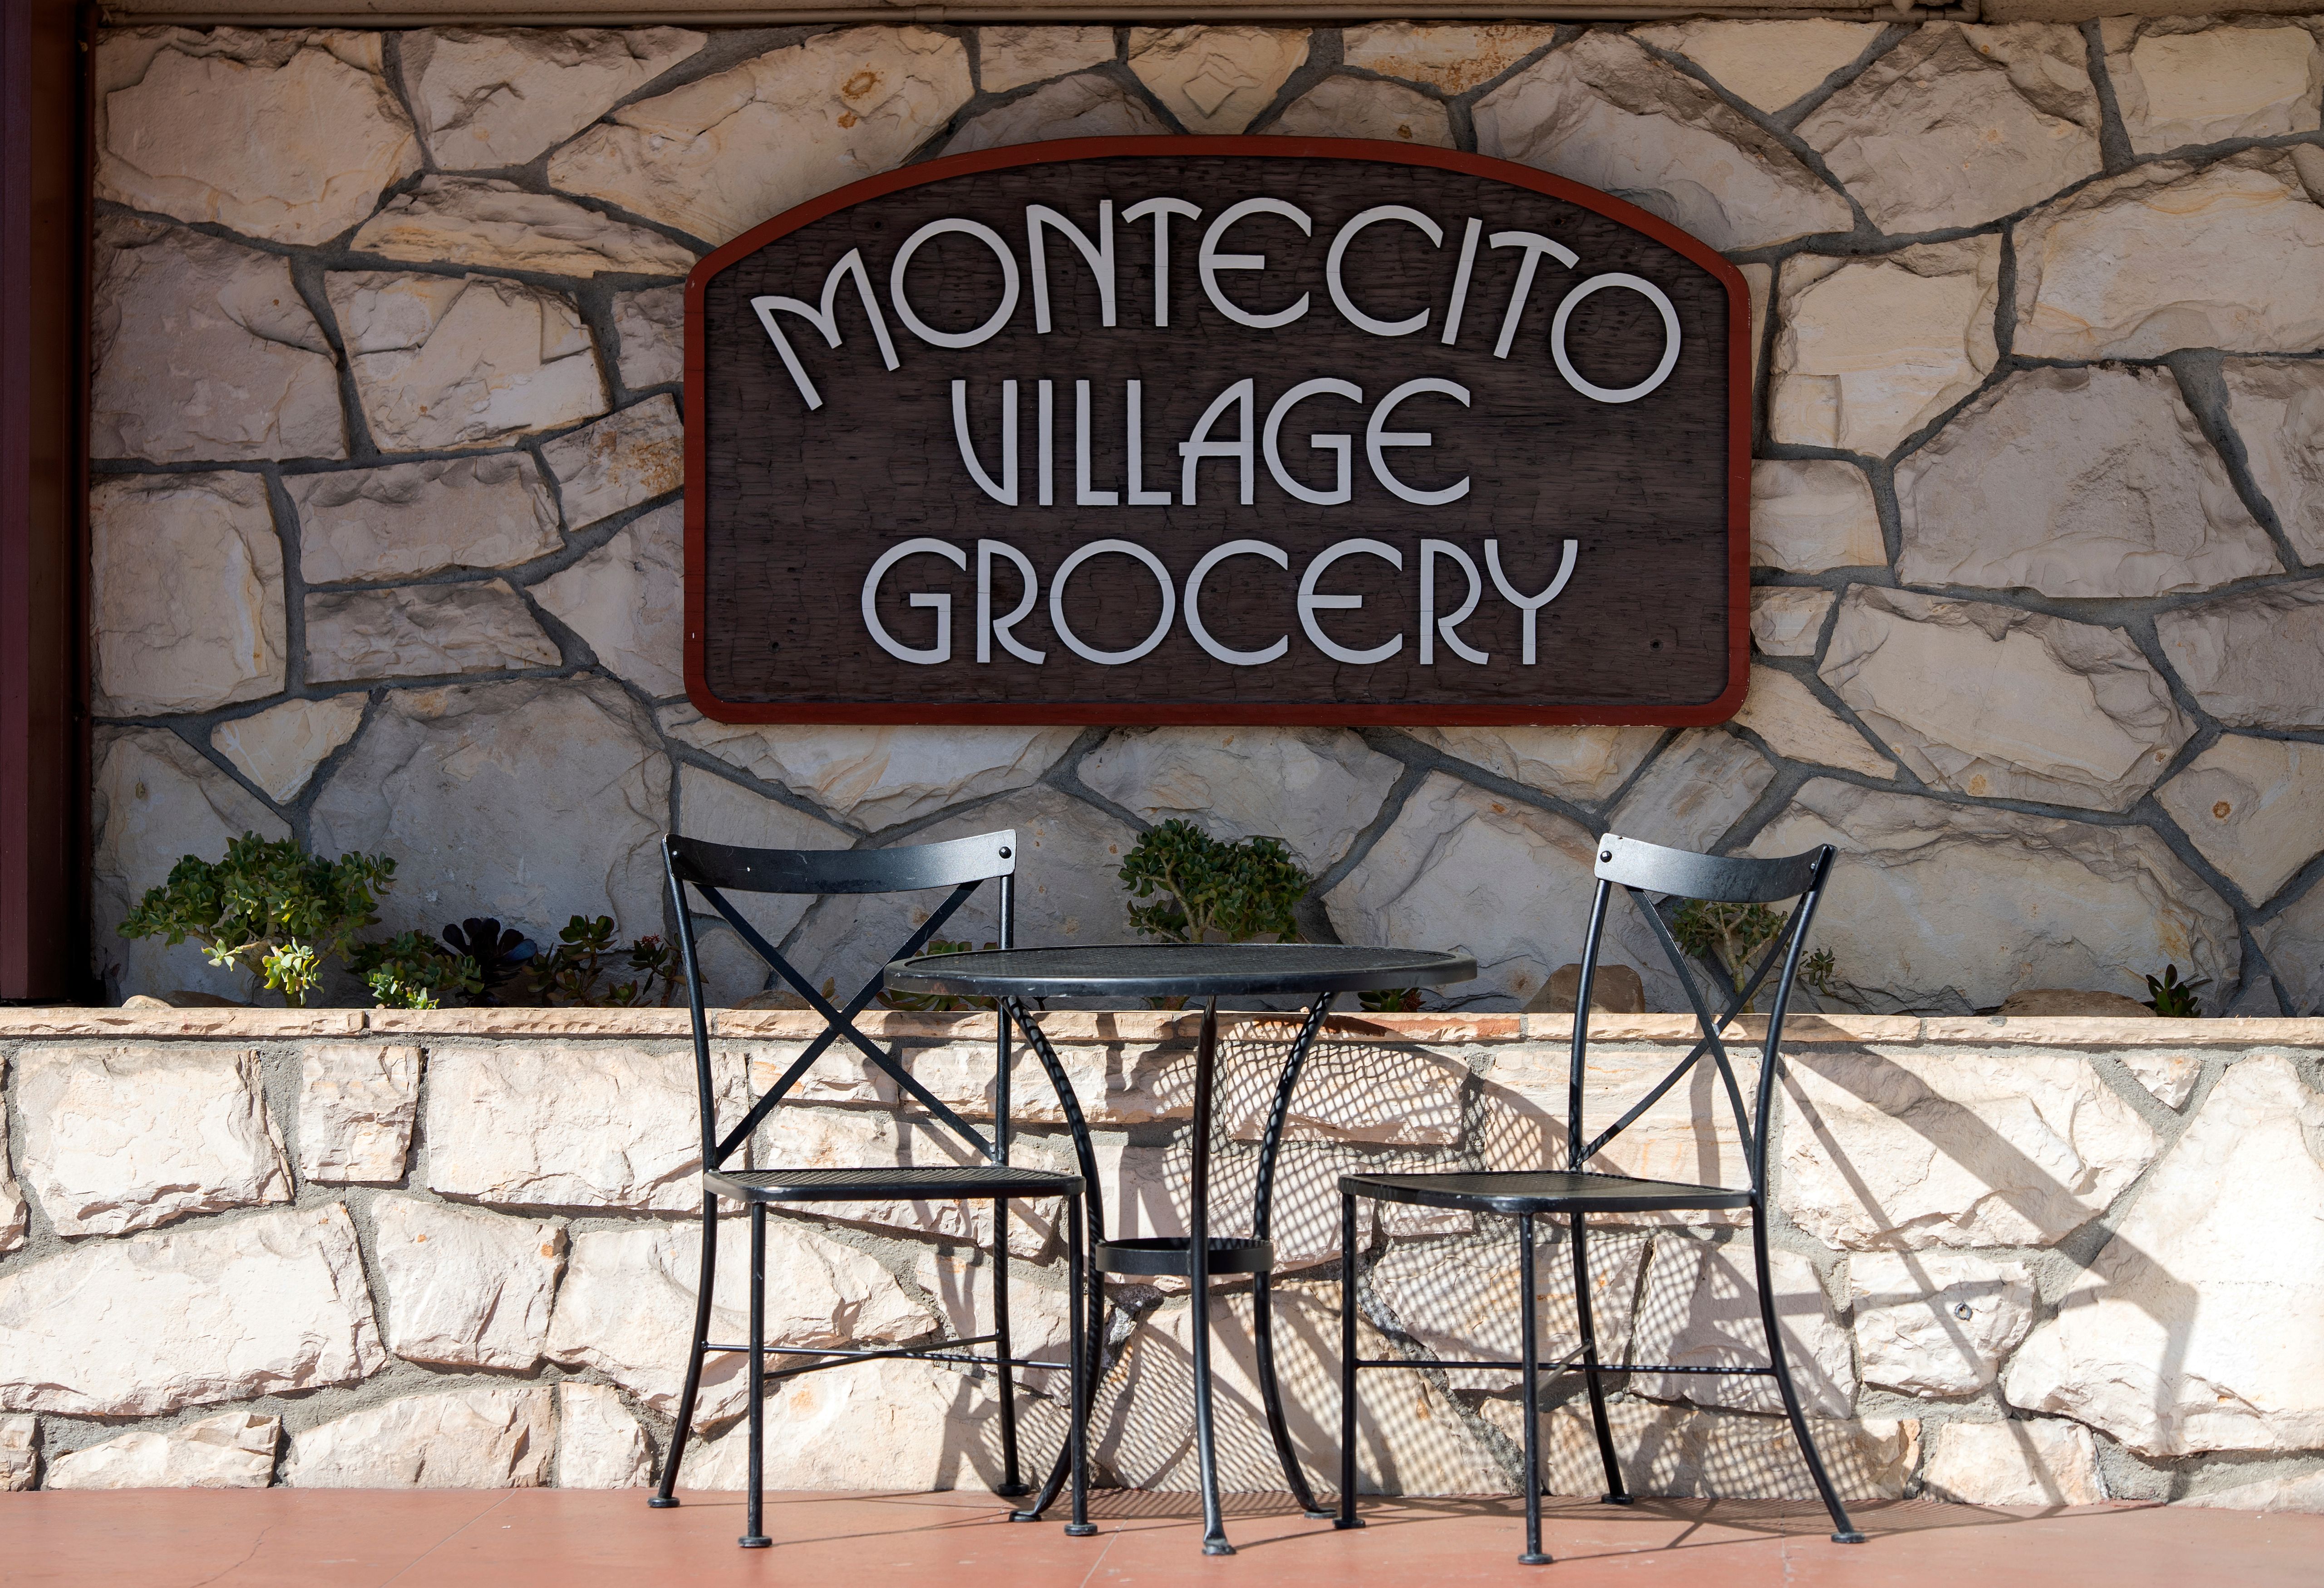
[686,138,1747,725]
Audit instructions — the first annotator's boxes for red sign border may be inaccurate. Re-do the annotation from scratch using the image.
[684,136,1750,727]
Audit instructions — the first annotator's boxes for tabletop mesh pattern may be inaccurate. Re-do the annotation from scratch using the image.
[1340,1168,1751,1212]
[709,1165,1079,1201]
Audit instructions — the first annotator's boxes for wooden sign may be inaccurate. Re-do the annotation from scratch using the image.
[685,138,1748,725]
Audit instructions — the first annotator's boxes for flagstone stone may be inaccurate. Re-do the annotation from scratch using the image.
[1731,666,1896,780]
[1895,365,2279,599]
[1797,22,2101,235]
[44,1411,279,1491]
[533,502,683,698]
[946,73,1170,154]
[1366,1229,1649,1391]
[1477,33,1851,253]
[296,1043,420,1184]
[556,1382,651,1488]
[978,27,1114,93]
[1819,586,2190,811]
[91,472,286,717]
[370,1193,563,1370]
[1630,1239,1855,1417]
[2155,735,2324,906]
[1128,26,1308,134]
[540,397,684,531]
[687,1359,1008,1491]
[1341,22,1556,94]
[211,698,368,804]
[2155,581,2324,730]
[1482,1400,1920,1501]
[1080,727,1400,871]
[1849,1251,2034,1396]
[612,287,684,392]
[286,1385,551,1487]
[304,580,560,684]
[547,28,972,246]
[2222,358,2324,565]
[1749,589,1834,658]
[352,177,698,278]
[1264,75,1452,146]
[2255,880,2324,1019]
[0,1417,33,1490]
[400,27,703,170]
[1633,19,1885,113]
[1749,460,1884,573]
[291,455,562,586]
[1403,726,1664,807]
[1920,1418,2104,1504]
[2107,21,2323,153]
[1606,728,1773,852]
[91,217,344,464]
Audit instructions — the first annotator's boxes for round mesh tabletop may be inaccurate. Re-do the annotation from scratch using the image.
[883,941,1476,1000]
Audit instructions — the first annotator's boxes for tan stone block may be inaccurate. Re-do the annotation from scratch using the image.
[2108,22,2323,153]
[612,286,684,393]
[2119,1047,2202,1110]
[1264,76,1451,147]
[540,395,684,532]
[98,29,419,246]
[533,503,682,698]
[354,177,696,278]
[947,73,1167,155]
[0,1204,384,1416]
[1780,1047,2160,1249]
[372,1194,563,1370]
[1850,1251,2034,1396]
[1896,366,2278,599]
[1081,727,1398,873]
[1128,26,1308,133]
[685,1359,1011,1491]
[1368,1227,1648,1390]
[1633,20,1884,113]
[91,216,343,464]
[1748,461,1882,573]
[1797,23,2100,235]
[548,29,971,245]
[1342,23,1555,94]
[91,472,286,717]
[2156,581,2324,731]
[1629,1238,1854,1417]
[1920,1419,2103,1504]
[1819,586,2191,811]
[296,1042,420,1184]
[17,1045,291,1237]
[1748,588,1833,658]
[286,1386,551,1487]
[0,1416,32,1490]
[1477,34,1851,253]
[329,272,606,452]
[2182,1470,2324,1513]
[44,1411,278,1490]
[401,27,702,170]
[211,698,366,805]
[291,455,561,587]
[1749,782,2240,1017]
[978,26,1113,93]
[2005,1057,2324,1455]
[556,1381,651,1489]
[1768,238,2000,457]
[2014,152,2324,362]
[1732,666,1896,780]
[304,581,560,685]
[1608,728,1773,853]
[307,677,670,944]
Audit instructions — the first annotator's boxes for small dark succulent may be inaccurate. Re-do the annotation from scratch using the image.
[2142,963,2208,1018]
[442,918,538,1004]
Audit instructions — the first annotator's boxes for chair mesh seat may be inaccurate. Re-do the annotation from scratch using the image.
[707,1164,1081,1203]
[1339,1168,1753,1215]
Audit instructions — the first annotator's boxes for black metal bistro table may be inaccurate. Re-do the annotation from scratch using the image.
[883,942,1475,1556]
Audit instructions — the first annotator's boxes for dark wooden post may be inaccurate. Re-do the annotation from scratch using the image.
[0,0,87,1002]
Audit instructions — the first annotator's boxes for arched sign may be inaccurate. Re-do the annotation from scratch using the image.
[685,138,1748,725]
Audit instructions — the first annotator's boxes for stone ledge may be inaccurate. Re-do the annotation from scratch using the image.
[4,1007,2321,1047]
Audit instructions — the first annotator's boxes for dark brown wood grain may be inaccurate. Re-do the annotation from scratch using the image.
[687,141,1746,726]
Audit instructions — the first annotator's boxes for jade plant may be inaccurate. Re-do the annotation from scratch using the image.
[529,915,679,1007]
[349,932,482,1010]
[118,833,397,1006]
[1670,898,1840,1013]
[2142,964,2207,1017]
[1118,819,1311,945]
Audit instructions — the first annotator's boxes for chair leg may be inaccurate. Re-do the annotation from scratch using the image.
[1335,1192,1364,1530]
[1253,1270,1328,1518]
[1517,1214,1551,1566]
[1751,1218,1865,1544]
[992,1197,1027,1497]
[1017,1193,1101,1534]
[1065,1191,1093,1536]
[740,1204,770,1549]
[651,1191,719,1509]
[1570,1212,1629,1505]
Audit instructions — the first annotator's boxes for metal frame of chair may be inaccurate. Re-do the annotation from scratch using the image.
[650,828,1089,1548]
[1334,832,1861,1563]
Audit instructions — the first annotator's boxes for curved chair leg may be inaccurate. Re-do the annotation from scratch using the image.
[651,1190,719,1508]
[741,1203,770,1549]
[1517,1214,1551,1565]
[992,1197,1028,1498]
[1569,1213,1629,1505]
[1751,1217,1864,1544]
[1335,1192,1364,1530]
[1065,1191,1093,1535]
[1253,1271,1329,1518]
[1016,1195,1105,1532]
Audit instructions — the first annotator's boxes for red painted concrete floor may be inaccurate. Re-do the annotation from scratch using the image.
[2,1489,2315,1588]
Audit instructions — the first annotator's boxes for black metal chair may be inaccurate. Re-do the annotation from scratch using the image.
[650,828,1088,1547]
[1334,832,1860,1563]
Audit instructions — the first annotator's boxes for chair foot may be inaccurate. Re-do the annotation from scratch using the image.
[1518,1553,1554,1567]
[1202,1540,1236,1557]
[994,1481,1031,1498]
[1008,1509,1042,1524]
[646,1497,680,1509]
[1302,1509,1336,1521]
[1332,1517,1366,1531]
[1064,1523,1099,1538]
[1832,1531,1868,1545]
[1600,1492,1633,1506]
[739,1535,772,1549]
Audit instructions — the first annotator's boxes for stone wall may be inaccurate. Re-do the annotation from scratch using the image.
[3,1005,2324,1511]
[87,17,2324,1017]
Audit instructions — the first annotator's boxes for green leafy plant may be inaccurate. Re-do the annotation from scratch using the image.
[530,915,678,1007]
[2142,963,2207,1018]
[1671,900,1841,1013]
[1804,948,1841,999]
[441,918,537,1004]
[881,938,998,1011]
[350,932,482,1010]
[1359,987,1424,1013]
[1119,819,1311,946]
[117,833,397,1006]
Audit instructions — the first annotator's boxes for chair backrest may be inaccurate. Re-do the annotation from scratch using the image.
[664,829,1018,1175]
[1565,831,1836,1196]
